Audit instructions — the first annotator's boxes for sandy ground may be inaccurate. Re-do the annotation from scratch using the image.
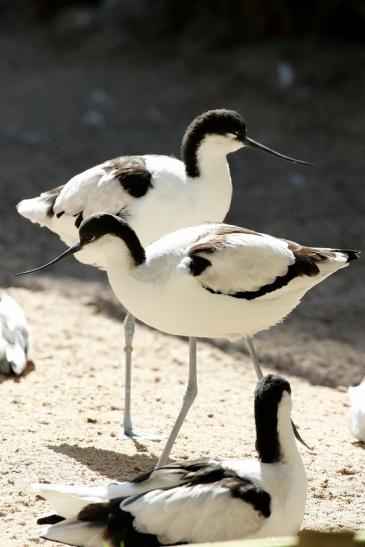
[0,21,364,547]
[0,281,364,546]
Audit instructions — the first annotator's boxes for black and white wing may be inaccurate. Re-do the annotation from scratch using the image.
[187,225,356,299]
[17,153,186,251]
[17,156,153,243]
[120,461,270,545]
[36,460,271,546]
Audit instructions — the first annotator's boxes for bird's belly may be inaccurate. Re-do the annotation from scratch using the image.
[110,278,304,339]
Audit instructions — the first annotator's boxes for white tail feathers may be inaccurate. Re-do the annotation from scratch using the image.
[17,196,80,246]
[311,248,360,280]
[33,481,139,546]
[40,518,104,547]
[33,481,137,518]
[331,249,360,265]
[17,196,52,226]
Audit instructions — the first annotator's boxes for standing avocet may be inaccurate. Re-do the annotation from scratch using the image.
[0,292,30,375]
[17,214,359,466]
[17,109,309,440]
[33,374,307,546]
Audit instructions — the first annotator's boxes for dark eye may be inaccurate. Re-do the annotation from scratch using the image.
[82,231,94,243]
[236,129,246,140]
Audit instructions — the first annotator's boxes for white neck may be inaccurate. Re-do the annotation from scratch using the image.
[277,399,303,467]
[197,139,229,178]
[92,237,139,274]
[184,137,237,223]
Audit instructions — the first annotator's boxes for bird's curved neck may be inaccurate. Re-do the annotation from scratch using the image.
[182,135,230,180]
[277,404,302,465]
[256,399,300,465]
[101,227,146,272]
[122,230,146,267]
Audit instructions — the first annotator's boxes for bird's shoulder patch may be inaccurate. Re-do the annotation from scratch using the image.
[189,255,212,276]
[105,156,153,198]
[229,480,271,517]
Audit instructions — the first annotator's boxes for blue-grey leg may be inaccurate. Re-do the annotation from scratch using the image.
[118,312,160,441]
[246,336,264,379]
[155,337,198,469]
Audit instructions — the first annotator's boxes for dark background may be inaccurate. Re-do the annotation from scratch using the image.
[0,0,364,381]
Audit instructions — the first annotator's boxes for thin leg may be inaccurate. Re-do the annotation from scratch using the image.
[246,336,264,379]
[123,312,135,435]
[155,337,198,469]
[118,313,160,441]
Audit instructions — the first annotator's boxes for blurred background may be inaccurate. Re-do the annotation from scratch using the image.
[1,0,364,383]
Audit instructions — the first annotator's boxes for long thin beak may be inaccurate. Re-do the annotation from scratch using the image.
[244,136,312,166]
[292,419,311,450]
[13,242,82,277]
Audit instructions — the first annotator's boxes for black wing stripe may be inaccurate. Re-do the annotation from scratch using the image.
[202,253,324,301]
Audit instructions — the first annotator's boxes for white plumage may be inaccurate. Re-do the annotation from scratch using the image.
[19,215,359,466]
[348,378,365,442]
[78,220,357,341]
[16,122,240,256]
[17,111,306,254]
[0,292,30,375]
[16,109,308,439]
[33,375,307,546]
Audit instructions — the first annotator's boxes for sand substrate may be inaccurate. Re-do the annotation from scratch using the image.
[0,281,364,546]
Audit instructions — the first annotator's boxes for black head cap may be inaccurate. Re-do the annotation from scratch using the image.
[185,109,246,141]
[79,214,145,266]
[182,109,312,178]
[254,374,291,463]
[182,109,246,178]
[255,374,291,402]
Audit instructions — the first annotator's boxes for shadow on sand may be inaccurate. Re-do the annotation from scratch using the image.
[0,360,35,384]
[47,443,161,481]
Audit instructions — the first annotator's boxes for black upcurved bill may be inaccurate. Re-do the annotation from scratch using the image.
[13,242,81,277]
[244,136,312,166]
[292,419,311,449]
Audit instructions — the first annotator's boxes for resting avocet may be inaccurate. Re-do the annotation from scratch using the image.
[349,378,365,442]
[17,109,309,440]
[0,292,30,375]
[17,215,359,466]
[34,374,307,546]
